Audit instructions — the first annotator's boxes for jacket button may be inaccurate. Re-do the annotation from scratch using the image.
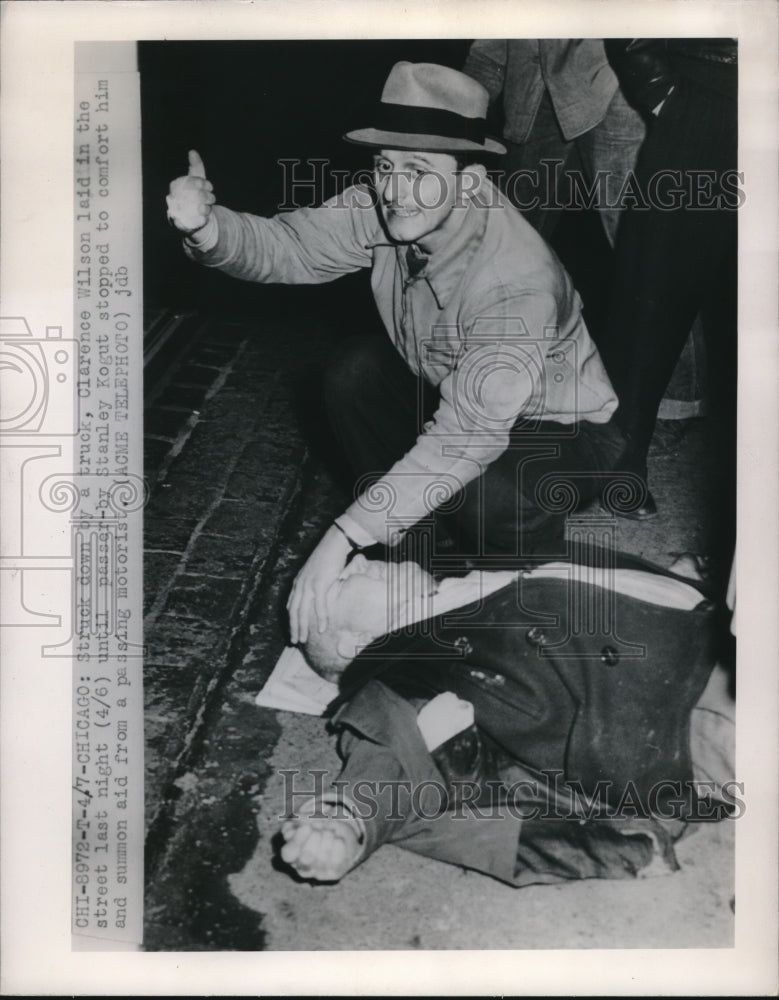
[526,627,548,647]
[601,646,620,666]
[453,636,473,656]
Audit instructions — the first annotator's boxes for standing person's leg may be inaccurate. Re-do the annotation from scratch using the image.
[579,88,706,428]
[575,87,646,249]
[500,90,574,241]
[598,76,737,495]
[699,238,738,584]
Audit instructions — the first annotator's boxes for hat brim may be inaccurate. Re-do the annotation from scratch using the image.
[343,128,506,156]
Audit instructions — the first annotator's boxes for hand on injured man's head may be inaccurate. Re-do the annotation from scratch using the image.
[303,555,437,681]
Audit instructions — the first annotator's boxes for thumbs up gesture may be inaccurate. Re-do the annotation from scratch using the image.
[166,150,216,234]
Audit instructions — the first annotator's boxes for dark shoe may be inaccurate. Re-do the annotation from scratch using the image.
[598,431,655,519]
[651,417,701,455]
[600,473,658,520]
[615,489,658,521]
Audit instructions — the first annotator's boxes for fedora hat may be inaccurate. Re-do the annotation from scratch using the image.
[344,61,506,155]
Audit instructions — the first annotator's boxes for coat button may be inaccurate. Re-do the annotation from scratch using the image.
[601,646,620,666]
[453,636,473,656]
[526,627,548,647]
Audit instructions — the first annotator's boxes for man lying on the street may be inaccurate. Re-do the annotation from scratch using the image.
[277,551,735,886]
[166,61,626,648]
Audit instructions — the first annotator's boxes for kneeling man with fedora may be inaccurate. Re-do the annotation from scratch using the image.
[166,62,626,646]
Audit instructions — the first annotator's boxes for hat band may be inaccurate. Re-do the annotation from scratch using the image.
[373,101,487,145]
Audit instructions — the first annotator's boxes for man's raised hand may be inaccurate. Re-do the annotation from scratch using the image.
[187,149,207,179]
[166,149,217,234]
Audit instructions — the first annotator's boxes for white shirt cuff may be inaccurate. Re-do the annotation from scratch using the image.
[334,513,377,549]
[184,213,219,253]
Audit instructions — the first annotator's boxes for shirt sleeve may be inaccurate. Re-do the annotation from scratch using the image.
[343,286,559,545]
[183,184,378,284]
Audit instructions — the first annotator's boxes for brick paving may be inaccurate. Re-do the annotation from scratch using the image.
[143,316,319,825]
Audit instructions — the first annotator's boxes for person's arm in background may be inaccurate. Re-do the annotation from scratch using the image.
[604,40,676,118]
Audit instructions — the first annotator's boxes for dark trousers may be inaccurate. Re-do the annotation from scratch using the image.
[598,67,738,473]
[324,331,625,561]
[501,88,645,247]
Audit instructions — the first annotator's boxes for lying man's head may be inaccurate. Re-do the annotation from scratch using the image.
[303,555,437,681]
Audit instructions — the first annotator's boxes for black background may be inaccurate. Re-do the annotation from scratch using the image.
[139,39,611,328]
[140,40,479,316]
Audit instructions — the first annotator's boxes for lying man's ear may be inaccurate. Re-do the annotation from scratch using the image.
[336,630,373,664]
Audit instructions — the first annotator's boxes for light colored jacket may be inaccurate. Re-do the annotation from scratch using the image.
[464,39,618,143]
[186,179,617,544]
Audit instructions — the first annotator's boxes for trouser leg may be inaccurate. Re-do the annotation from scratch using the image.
[499,90,574,241]
[580,88,707,423]
[323,333,625,561]
[323,331,433,489]
[443,418,626,560]
[598,75,737,470]
[576,87,646,249]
